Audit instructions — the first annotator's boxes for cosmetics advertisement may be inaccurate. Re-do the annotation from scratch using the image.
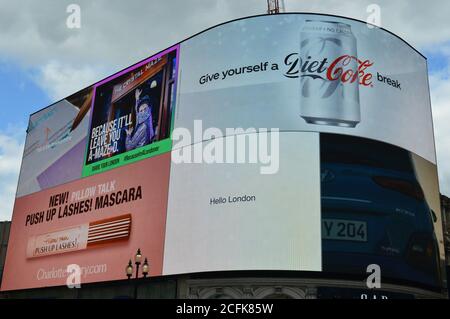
[174,14,436,164]
[1,153,170,291]
[163,132,322,274]
[16,87,93,198]
[82,45,179,177]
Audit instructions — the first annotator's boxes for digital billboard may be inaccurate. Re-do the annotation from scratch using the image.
[83,45,179,177]
[2,154,170,291]
[2,13,445,293]
[320,134,444,288]
[174,14,436,164]
[163,132,322,274]
[16,87,93,197]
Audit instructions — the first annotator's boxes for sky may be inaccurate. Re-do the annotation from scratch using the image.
[0,0,450,221]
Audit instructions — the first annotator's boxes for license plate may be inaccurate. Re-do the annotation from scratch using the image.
[322,219,367,242]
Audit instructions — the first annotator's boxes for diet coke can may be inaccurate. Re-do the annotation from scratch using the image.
[299,20,361,128]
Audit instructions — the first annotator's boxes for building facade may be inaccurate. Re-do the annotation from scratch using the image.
[0,13,447,299]
[0,222,10,289]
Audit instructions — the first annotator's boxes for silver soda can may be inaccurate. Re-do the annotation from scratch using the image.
[299,20,361,128]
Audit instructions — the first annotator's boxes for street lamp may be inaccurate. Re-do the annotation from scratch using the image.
[135,248,142,279]
[126,260,133,279]
[142,258,149,278]
[125,249,150,298]
[125,248,149,279]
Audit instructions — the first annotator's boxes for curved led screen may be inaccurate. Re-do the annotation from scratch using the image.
[2,13,445,293]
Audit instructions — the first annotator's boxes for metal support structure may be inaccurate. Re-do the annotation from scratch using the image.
[267,0,280,14]
[267,0,285,14]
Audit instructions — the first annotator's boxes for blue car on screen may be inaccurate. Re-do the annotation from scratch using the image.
[320,134,442,289]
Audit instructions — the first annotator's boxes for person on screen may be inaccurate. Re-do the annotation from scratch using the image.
[125,88,155,151]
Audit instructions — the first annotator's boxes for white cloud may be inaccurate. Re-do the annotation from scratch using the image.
[35,61,106,101]
[0,126,24,221]
[0,0,449,97]
[3,0,450,61]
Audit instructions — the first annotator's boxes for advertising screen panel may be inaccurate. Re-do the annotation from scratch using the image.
[163,132,322,274]
[174,14,436,164]
[2,154,170,291]
[17,87,93,197]
[82,45,179,177]
[320,134,444,288]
